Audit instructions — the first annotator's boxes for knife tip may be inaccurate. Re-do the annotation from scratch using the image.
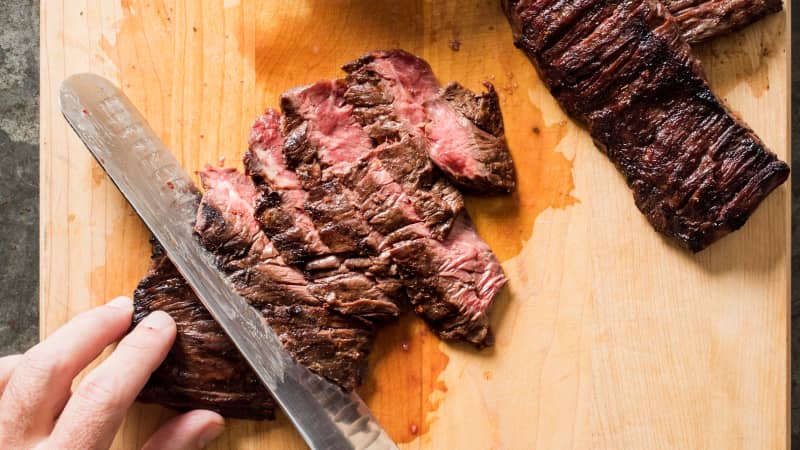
[59,73,119,117]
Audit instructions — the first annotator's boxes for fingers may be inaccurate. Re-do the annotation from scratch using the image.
[0,297,134,437]
[48,310,176,450]
[0,355,22,393]
[142,410,225,450]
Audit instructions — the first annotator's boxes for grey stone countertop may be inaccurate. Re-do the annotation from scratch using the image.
[0,0,798,444]
[0,0,38,354]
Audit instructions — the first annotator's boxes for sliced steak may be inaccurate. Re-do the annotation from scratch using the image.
[343,49,516,194]
[133,49,514,419]
[279,81,386,252]
[320,73,465,239]
[439,81,505,138]
[245,110,402,316]
[425,85,516,194]
[198,167,397,320]
[502,0,789,251]
[371,135,465,236]
[134,167,378,418]
[387,215,506,346]
[664,0,783,44]
[280,81,506,347]
[134,244,276,420]
[245,109,332,265]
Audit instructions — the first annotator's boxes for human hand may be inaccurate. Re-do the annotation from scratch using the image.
[0,296,225,449]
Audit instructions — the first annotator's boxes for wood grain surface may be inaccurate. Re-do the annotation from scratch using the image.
[40,1,791,449]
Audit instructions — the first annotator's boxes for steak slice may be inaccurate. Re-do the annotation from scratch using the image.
[664,0,783,44]
[245,109,332,265]
[439,81,505,138]
[387,216,507,345]
[343,49,516,194]
[503,0,789,251]
[281,79,462,240]
[246,108,405,310]
[199,166,398,320]
[134,167,377,418]
[280,81,506,347]
[134,244,276,420]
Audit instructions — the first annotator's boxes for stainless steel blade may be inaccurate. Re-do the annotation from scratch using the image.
[59,73,397,450]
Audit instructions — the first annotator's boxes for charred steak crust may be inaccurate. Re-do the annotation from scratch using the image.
[387,215,505,347]
[343,49,516,194]
[245,109,403,318]
[245,110,333,266]
[503,0,789,251]
[440,81,505,138]
[134,243,276,420]
[664,0,783,44]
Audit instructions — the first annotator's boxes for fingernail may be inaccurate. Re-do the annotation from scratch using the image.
[108,296,132,310]
[141,310,174,330]
[197,420,225,448]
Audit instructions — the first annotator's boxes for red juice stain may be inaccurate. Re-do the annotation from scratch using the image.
[358,315,450,443]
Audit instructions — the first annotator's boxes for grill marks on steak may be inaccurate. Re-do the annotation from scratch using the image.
[195,168,376,383]
[664,0,783,44]
[134,168,378,417]
[276,80,506,347]
[503,0,789,251]
[367,136,465,238]
[280,81,389,252]
[201,167,398,320]
[387,217,506,346]
[343,50,516,194]
[244,109,332,265]
[503,0,782,46]
[245,109,402,318]
[134,245,276,420]
[280,80,463,243]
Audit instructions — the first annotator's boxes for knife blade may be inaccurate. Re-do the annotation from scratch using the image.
[59,73,397,450]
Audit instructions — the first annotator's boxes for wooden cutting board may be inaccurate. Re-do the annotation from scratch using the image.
[40,1,791,449]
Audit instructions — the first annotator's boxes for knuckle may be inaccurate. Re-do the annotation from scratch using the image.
[19,345,60,379]
[74,375,123,415]
[2,377,32,409]
[70,309,97,325]
[0,353,22,364]
[70,306,115,329]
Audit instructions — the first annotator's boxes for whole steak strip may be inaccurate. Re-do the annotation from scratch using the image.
[245,109,401,318]
[664,0,783,44]
[503,0,789,251]
[281,81,506,347]
[134,167,376,418]
[343,50,516,194]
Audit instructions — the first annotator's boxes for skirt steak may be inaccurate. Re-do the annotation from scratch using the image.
[502,0,789,251]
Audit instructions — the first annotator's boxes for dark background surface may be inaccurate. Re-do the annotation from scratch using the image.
[0,0,39,354]
[0,0,797,445]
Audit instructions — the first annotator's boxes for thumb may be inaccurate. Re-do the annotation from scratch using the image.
[143,410,225,450]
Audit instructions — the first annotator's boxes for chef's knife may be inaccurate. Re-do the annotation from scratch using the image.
[59,73,397,450]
